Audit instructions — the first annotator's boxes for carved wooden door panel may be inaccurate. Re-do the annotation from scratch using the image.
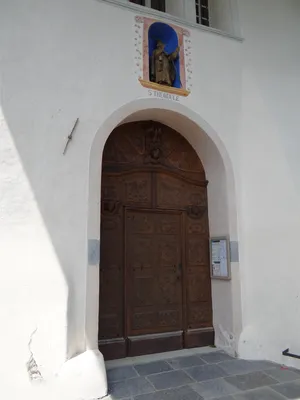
[99,121,214,360]
[125,209,183,356]
[156,172,213,348]
[184,192,213,347]
[98,174,126,359]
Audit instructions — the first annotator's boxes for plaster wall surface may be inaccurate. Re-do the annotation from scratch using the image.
[237,0,300,368]
[209,0,241,36]
[0,0,299,399]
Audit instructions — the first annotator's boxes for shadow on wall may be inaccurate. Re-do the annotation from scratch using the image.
[0,0,112,370]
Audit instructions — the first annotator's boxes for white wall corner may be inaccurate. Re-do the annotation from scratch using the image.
[56,350,107,400]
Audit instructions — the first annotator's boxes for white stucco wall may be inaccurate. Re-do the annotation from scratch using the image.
[238,0,300,368]
[209,0,241,36]
[1,0,300,399]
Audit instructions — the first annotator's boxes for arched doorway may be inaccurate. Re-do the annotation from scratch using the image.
[98,121,214,360]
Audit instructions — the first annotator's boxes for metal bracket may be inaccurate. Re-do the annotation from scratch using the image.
[63,118,79,155]
[282,348,300,360]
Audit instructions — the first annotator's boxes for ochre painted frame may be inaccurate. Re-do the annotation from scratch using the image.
[138,16,191,97]
[138,79,190,96]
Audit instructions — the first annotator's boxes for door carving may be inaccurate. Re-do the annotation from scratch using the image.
[126,210,183,335]
[99,121,214,360]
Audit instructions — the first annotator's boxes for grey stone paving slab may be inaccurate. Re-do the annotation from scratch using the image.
[105,397,133,400]
[167,355,206,370]
[107,365,138,382]
[146,369,194,390]
[134,385,204,400]
[271,379,300,399]
[134,360,173,376]
[218,360,254,376]
[232,387,286,399]
[191,377,241,398]
[200,352,235,364]
[246,360,277,371]
[224,371,278,391]
[264,367,300,382]
[104,351,300,400]
[219,359,274,376]
[186,364,227,382]
[109,376,155,398]
[214,397,235,400]
[108,381,130,399]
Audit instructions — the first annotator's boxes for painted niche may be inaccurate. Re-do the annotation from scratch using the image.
[134,16,192,97]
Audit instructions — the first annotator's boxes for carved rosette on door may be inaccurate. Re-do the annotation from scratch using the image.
[99,121,214,360]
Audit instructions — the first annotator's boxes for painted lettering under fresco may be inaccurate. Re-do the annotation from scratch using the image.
[148,89,180,102]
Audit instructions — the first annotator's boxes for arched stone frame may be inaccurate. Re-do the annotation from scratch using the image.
[84,98,242,396]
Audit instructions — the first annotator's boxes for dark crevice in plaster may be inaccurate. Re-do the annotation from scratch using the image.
[26,328,43,382]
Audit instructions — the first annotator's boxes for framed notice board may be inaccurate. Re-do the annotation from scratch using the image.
[210,236,231,280]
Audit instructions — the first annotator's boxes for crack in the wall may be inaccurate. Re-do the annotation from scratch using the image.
[26,328,43,382]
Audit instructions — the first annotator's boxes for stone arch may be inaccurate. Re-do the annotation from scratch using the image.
[85,98,241,359]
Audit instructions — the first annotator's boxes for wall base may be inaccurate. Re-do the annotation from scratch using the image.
[57,350,107,400]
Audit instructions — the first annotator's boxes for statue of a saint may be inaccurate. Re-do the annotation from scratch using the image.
[150,40,180,87]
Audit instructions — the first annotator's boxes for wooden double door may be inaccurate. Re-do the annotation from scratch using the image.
[99,121,214,360]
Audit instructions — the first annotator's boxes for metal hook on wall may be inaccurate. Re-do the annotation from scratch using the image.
[63,118,79,155]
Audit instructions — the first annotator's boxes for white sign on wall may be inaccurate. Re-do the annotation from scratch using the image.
[210,237,231,280]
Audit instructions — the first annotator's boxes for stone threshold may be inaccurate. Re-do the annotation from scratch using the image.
[105,346,219,369]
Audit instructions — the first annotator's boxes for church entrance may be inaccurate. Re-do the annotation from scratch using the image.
[98,121,214,360]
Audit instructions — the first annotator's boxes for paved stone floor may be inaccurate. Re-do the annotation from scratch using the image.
[105,350,300,400]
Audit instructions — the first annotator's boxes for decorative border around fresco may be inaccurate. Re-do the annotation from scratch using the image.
[134,15,191,96]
